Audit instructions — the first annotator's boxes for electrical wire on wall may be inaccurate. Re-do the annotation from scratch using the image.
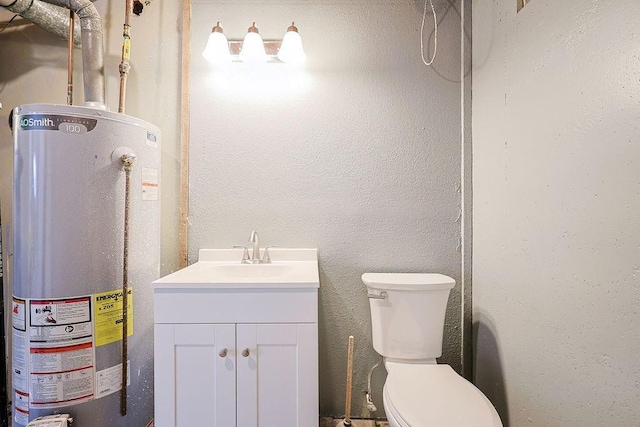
[0,14,18,33]
[421,0,438,66]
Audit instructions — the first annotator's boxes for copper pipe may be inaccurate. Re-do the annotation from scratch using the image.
[118,0,133,113]
[66,9,74,105]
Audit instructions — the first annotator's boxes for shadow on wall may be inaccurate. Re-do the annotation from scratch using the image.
[473,310,509,426]
[317,263,387,418]
[0,19,121,87]
[0,20,70,85]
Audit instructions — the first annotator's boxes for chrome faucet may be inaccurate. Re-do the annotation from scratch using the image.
[249,230,260,261]
[233,231,276,264]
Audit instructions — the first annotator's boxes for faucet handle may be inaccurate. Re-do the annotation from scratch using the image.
[233,245,250,263]
[262,246,279,262]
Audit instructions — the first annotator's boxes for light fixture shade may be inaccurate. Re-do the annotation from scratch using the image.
[202,23,231,65]
[277,23,306,64]
[239,23,268,64]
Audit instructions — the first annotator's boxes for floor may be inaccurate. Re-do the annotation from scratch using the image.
[319,418,389,427]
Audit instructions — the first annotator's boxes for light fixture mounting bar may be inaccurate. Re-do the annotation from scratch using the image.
[228,39,283,62]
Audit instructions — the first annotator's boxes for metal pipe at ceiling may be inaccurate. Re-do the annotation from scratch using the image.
[40,0,105,108]
[1,0,81,46]
[67,8,74,105]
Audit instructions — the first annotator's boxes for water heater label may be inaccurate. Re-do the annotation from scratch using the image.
[18,114,98,133]
[146,130,158,148]
[12,329,28,390]
[141,167,159,201]
[29,298,91,324]
[96,361,130,399]
[14,390,29,425]
[12,297,26,331]
[94,288,133,347]
[25,296,96,409]
[29,350,95,408]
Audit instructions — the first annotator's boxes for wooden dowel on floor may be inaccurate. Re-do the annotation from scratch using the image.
[343,335,355,426]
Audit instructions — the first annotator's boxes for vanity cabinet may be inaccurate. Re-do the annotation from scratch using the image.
[155,323,236,426]
[154,322,317,427]
[152,248,319,427]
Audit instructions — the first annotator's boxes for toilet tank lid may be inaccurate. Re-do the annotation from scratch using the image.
[362,273,455,291]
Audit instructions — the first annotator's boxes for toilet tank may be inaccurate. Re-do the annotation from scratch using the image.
[363,273,455,360]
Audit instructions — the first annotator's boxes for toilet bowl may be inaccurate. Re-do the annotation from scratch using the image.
[363,273,502,427]
[383,362,501,427]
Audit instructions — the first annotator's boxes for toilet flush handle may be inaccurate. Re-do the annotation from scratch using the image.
[367,291,388,300]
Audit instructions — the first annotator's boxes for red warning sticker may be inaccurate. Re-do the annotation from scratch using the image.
[26,296,95,408]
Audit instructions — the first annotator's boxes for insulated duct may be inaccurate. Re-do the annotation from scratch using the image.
[1,0,105,107]
[41,0,105,107]
[0,0,81,46]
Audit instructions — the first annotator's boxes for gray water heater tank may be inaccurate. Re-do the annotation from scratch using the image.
[9,103,160,427]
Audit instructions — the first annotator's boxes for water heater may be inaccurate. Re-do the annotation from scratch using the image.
[8,104,160,426]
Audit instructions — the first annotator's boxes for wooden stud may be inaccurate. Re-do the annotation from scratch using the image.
[179,0,191,268]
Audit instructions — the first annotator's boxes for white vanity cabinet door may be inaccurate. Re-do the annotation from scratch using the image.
[154,323,236,427]
[236,323,318,427]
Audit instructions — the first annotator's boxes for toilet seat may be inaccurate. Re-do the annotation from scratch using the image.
[384,364,502,427]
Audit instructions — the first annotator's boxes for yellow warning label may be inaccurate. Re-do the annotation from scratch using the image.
[123,39,131,60]
[94,288,133,347]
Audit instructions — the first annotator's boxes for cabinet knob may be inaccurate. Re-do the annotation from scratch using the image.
[242,348,250,357]
[219,348,228,358]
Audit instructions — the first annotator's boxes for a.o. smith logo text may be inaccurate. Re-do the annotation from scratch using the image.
[18,114,98,132]
[20,116,55,129]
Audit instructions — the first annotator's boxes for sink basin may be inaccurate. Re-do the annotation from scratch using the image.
[206,263,293,279]
[153,248,319,289]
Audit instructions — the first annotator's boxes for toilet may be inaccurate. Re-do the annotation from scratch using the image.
[363,273,502,427]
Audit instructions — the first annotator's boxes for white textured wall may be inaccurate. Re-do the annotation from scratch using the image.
[0,1,182,275]
[473,1,640,426]
[189,0,464,417]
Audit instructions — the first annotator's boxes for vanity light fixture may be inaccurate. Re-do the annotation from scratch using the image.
[202,21,306,65]
[277,23,306,64]
[202,22,231,65]
[239,22,268,64]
